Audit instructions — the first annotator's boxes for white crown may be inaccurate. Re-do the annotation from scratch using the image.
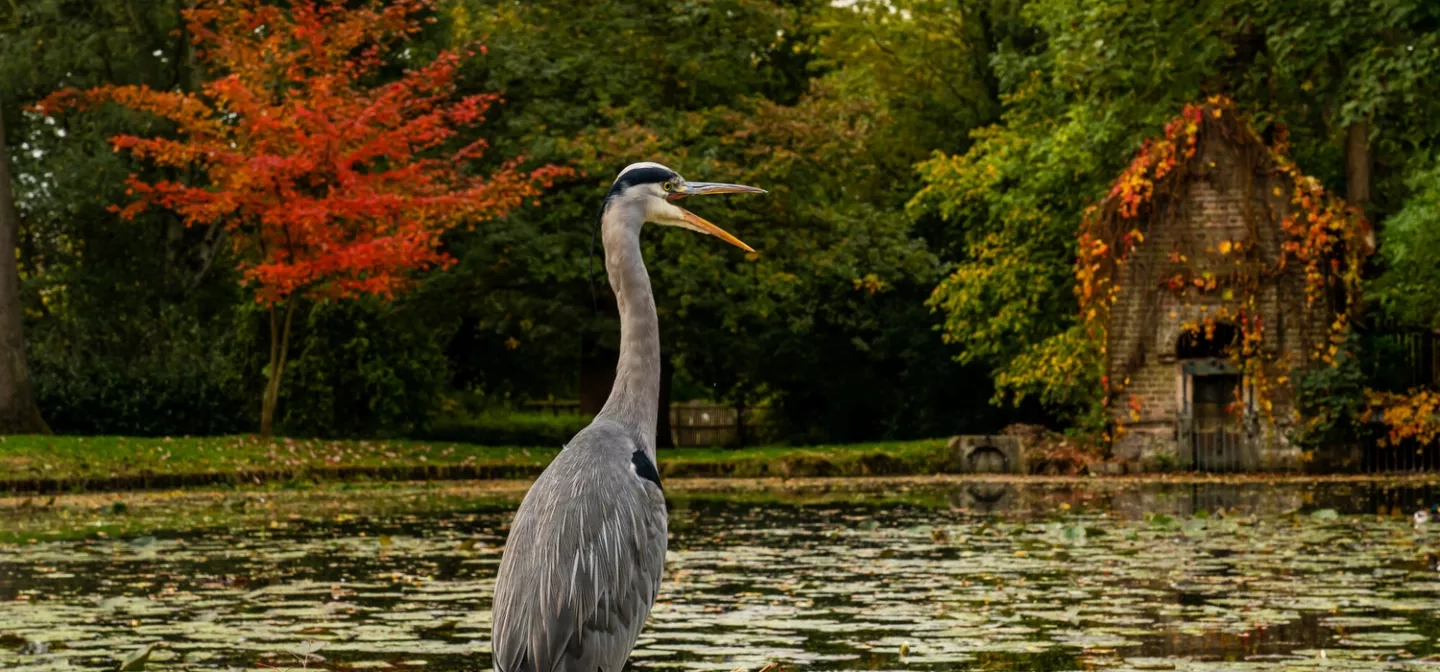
[617,162,674,177]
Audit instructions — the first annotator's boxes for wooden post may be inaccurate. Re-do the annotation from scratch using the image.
[656,358,674,449]
[735,402,747,448]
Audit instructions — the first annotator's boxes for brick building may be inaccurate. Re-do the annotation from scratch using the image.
[1091,99,1367,470]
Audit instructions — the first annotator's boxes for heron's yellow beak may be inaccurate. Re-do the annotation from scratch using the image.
[666,181,765,253]
[676,207,755,253]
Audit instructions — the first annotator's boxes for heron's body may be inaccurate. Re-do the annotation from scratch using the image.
[490,421,667,672]
[491,163,763,672]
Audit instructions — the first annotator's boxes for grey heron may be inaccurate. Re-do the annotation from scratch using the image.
[490,162,765,672]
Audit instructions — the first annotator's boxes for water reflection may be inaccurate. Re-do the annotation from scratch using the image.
[2,478,1440,671]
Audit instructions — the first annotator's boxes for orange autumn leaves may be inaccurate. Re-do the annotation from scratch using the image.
[1368,389,1440,448]
[35,0,569,306]
[1108,103,1202,220]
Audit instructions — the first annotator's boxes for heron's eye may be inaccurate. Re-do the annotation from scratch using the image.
[661,181,675,192]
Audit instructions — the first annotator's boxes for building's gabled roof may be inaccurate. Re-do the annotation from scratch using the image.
[1078,96,1370,327]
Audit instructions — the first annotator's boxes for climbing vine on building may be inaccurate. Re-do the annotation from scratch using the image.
[1074,96,1371,440]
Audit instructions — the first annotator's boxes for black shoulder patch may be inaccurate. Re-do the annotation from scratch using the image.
[631,450,662,490]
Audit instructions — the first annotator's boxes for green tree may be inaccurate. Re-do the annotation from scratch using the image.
[424,0,1024,441]
[3,1,480,438]
[566,92,949,439]
[0,95,49,433]
[1373,154,1440,329]
[0,0,210,435]
[916,0,1440,421]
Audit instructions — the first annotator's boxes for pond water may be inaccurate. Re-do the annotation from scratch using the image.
[6,478,1440,671]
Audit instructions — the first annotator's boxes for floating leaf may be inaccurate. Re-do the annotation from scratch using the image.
[119,643,156,671]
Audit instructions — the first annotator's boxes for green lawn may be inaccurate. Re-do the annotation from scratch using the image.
[0,434,955,491]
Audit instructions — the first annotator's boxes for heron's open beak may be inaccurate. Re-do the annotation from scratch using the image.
[666,181,766,253]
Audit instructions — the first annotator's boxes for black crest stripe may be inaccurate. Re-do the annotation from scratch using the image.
[607,167,677,196]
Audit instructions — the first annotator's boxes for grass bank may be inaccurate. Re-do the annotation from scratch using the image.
[0,435,957,493]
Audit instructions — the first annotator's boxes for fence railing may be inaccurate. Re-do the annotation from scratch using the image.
[1191,427,1259,472]
[1361,439,1440,473]
[1360,411,1440,473]
[1176,412,1440,474]
[515,399,773,446]
[1366,322,1440,391]
[1177,411,1264,473]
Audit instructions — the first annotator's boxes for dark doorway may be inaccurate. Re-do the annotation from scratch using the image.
[1178,322,1251,471]
[1189,373,1251,471]
[1192,373,1239,429]
[1177,322,1239,359]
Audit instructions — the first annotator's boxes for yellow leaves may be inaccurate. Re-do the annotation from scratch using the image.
[852,273,887,295]
[1192,270,1217,291]
[504,337,520,350]
[1369,390,1440,447]
[1218,240,1232,255]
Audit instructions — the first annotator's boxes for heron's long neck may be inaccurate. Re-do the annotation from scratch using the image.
[596,206,659,456]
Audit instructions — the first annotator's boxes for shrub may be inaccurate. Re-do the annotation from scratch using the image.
[1290,330,1370,452]
[271,299,453,438]
[31,314,250,437]
[418,412,593,447]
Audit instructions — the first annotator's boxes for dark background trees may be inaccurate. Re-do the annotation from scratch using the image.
[1,0,1436,442]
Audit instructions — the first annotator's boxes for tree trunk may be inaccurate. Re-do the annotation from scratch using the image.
[656,357,674,449]
[259,300,298,436]
[1345,120,1371,209]
[0,99,51,435]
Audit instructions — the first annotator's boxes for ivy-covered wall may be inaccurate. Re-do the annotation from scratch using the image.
[1082,98,1370,467]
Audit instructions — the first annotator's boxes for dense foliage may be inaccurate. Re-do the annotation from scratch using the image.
[34,0,563,435]
[1,0,1437,444]
[915,0,1440,446]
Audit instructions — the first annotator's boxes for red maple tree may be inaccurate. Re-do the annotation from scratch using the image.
[37,0,568,434]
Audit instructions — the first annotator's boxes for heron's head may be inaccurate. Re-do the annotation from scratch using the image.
[604,162,765,252]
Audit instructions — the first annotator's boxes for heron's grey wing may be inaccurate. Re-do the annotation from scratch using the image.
[491,444,667,672]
